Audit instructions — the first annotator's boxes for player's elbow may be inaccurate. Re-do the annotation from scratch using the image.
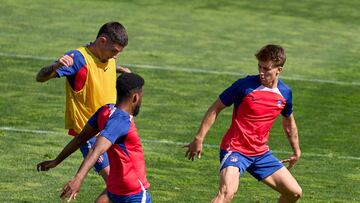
[92,145,108,156]
[76,135,89,146]
[284,127,292,136]
[284,125,297,137]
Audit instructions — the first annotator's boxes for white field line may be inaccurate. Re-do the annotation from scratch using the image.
[1,126,359,161]
[1,52,359,86]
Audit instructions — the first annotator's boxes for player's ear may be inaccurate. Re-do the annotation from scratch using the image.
[132,93,139,104]
[98,36,107,45]
[277,66,283,75]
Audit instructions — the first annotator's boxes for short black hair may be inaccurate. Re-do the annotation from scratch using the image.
[97,22,128,47]
[116,73,145,103]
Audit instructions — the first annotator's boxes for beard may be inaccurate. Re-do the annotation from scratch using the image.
[133,104,141,117]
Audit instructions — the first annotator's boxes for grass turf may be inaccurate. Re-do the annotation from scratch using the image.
[0,0,359,202]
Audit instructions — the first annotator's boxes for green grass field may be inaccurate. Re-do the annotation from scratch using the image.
[1,0,359,202]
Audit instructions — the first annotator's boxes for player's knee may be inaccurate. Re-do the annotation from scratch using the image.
[95,193,110,203]
[219,185,237,201]
[284,186,302,202]
[293,187,302,200]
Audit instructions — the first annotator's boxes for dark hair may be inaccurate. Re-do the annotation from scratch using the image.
[116,73,144,103]
[97,22,128,47]
[255,44,286,67]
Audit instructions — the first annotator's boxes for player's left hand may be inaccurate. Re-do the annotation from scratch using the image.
[281,154,300,170]
[60,178,81,202]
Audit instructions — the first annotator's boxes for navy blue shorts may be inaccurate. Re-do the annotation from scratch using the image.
[219,150,284,181]
[108,190,152,203]
[79,136,109,173]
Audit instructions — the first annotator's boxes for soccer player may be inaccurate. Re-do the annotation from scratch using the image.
[36,22,130,203]
[37,73,151,203]
[185,45,302,203]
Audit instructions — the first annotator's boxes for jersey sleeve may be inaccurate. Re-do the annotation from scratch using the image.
[99,115,131,144]
[281,89,293,117]
[219,76,248,106]
[55,50,86,77]
[87,107,102,130]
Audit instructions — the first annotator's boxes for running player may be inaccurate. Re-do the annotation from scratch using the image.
[185,44,302,202]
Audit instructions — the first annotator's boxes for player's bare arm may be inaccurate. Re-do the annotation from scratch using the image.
[185,98,226,161]
[281,113,301,169]
[36,123,99,171]
[36,53,74,82]
[116,65,131,73]
[60,136,112,202]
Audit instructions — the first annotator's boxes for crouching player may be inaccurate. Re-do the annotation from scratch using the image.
[37,73,151,203]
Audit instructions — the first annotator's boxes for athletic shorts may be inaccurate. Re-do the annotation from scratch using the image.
[108,190,152,203]
[219,149,284,181]
[79,136,109,173]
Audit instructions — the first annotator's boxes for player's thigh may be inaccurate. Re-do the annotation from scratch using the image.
[219,166,240,193]
[262,167,302,196]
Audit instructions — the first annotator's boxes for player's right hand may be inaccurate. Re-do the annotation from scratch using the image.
[57,53,75,67]
[37,160,58,171]
[184,137,203,161]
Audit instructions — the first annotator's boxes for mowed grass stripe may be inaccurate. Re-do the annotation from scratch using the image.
[2,126,359,161]
[0,52,359,86]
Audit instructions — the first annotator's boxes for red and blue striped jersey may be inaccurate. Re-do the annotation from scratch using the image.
[219,75,293,156]
[88,104,150,196]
